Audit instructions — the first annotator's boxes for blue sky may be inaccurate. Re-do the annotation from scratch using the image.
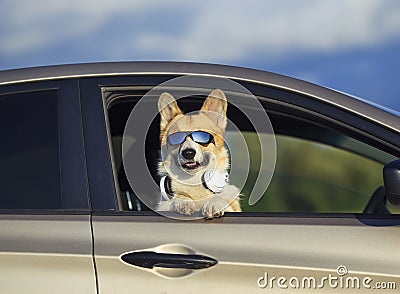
[1,0,399,111]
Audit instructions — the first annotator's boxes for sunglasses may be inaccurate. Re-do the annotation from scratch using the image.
[167,131,215,146]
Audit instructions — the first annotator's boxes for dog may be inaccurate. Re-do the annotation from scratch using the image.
[156,89,241,219]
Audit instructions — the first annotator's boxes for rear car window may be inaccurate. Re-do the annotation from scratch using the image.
[0,90,61,209]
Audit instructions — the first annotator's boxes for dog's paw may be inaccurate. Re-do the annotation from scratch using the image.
[156,200,172,212]
[172,198,196,215]
[201,196,228,219]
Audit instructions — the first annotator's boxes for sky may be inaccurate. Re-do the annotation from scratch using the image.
[1,0,399,111]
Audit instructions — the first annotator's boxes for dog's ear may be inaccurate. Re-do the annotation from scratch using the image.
[201,89,227,130]
[158,92,183,132]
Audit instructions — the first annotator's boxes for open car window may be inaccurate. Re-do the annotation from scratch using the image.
[104,87,398,215]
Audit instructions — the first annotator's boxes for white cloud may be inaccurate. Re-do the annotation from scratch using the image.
[1,0,400,63]
[0,0,184,55]
[134,0,400,62]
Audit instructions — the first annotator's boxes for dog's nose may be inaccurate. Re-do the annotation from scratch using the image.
[182,148,196,160]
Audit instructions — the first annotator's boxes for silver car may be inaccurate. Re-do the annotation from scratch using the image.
[0,62,399,293]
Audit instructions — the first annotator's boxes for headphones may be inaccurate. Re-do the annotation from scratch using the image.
[202,169,229,193]
[160,169,229,201]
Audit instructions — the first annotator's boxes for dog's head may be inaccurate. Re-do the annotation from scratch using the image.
[158,89,229,178]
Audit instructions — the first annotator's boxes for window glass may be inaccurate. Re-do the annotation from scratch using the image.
[0,90,61,209]
[238,133,384,213]
[107,92,397,215]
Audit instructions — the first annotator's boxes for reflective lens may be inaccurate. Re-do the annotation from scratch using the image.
[167,131,214,145]
[168,132,187,145]
[191,131,213,144]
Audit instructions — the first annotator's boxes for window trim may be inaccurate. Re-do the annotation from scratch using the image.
[91,210,400,226]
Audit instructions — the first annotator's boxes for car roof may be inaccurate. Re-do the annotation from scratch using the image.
[0,61,398,132]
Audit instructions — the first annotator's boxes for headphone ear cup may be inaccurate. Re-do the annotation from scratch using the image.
[203,169,227,193]
[160,176,173,201]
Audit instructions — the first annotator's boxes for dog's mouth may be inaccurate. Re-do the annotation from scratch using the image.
[182,161,201,170]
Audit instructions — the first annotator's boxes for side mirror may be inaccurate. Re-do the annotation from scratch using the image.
[383,159,400,207]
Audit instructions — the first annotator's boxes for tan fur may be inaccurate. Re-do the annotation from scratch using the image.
[157,89,241,218]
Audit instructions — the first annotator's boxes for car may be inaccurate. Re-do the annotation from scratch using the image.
[0,62,399,293]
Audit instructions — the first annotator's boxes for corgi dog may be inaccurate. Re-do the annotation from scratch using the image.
[156,89,241,219]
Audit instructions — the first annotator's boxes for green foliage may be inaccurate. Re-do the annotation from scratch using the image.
[240,135,383,213]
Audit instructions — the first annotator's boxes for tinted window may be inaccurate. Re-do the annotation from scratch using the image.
[240,133,386,213]
[0,90,61,209]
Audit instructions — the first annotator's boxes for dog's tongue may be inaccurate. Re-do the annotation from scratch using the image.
[185,162,199,169]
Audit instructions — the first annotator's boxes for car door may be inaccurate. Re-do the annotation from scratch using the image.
[0,78,96,293]
[81,68,400,293]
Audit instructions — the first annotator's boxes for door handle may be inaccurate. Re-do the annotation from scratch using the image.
[121,251,218,270]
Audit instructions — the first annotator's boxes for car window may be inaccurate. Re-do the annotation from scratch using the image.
[0,90,61,209]
[105,90,398,215]
[240,132,385,213]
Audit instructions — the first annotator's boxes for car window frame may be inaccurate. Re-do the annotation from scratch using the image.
[0,79,89,213]
[79,75,400,222]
